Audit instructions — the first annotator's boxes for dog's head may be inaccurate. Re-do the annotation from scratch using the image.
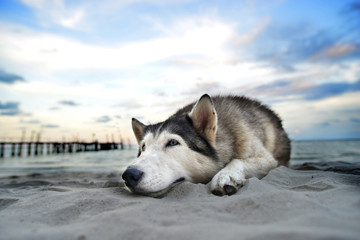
[122,94,220,197]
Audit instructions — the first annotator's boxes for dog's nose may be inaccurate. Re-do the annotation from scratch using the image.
[122,168,144,188]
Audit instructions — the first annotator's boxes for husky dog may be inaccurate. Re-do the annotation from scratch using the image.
[122,94,291,197]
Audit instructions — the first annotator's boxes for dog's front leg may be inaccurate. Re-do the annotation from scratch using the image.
[210,154,277,196]
[210,159,246,196]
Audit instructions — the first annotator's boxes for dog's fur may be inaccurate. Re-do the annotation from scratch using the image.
[122,94,291,197]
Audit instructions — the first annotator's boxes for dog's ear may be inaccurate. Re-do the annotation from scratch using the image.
[132,118,146,144]
[189,94,217,145]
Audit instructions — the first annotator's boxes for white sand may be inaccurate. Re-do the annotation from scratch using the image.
[0,164,360,240]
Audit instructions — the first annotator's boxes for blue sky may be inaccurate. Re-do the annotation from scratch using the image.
[0,0,359,142]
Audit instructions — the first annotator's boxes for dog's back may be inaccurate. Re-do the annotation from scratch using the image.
[174,96,291,167]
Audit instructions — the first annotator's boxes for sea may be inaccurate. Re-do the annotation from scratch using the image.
[0,140,359,177]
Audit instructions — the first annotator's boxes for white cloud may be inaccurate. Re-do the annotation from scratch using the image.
[20,0,85,29]
[0,14,272,79]
[0,16,238,73]
[310,43,357,61]
[230,17,270,47]
[19,0,202,31]
[272,92,360,136]
[342,62,360,83]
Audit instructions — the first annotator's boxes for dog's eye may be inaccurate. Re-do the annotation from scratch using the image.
[166,139,179,147]
[141,143,146,151]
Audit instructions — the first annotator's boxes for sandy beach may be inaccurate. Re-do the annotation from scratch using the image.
[0,162,359,240]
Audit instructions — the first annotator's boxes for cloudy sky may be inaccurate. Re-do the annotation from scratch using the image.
[0,0,359,143]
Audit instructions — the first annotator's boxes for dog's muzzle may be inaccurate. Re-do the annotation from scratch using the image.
[122,167,144,189]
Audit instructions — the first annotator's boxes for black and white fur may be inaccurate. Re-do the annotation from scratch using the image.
[122,94,291,197]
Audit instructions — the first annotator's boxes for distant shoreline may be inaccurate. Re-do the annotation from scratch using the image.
[292,138,360,142]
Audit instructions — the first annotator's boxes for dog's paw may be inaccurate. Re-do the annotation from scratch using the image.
[210,169,245,196]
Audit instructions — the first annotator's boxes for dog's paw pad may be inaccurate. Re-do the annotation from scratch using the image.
[211,190,223,196]
[224,185,237,195]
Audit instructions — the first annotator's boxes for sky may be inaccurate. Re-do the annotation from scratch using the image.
[0,0,359,143]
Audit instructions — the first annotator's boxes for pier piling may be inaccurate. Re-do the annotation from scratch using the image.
[18,143,23,157]
[0,143,4,158]
[11,143,16,157]
[27,142,32,156]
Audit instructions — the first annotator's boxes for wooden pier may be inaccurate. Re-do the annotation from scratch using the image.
[0,141,127,158]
